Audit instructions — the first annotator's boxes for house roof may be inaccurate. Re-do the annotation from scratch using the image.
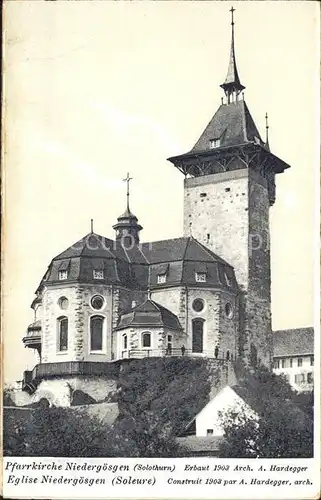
[273,328,314,357]
[115,299,183,331]
[176,436,224,454]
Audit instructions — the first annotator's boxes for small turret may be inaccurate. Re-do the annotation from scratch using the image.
[113,173,143,245]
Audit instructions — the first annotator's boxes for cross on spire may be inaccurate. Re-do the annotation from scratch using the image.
[230,6,235,26]
[123,172,133,211]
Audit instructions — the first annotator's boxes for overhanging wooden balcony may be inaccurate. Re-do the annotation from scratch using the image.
[22,320,42,351]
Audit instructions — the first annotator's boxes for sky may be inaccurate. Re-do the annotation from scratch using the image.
[3,1,319,383]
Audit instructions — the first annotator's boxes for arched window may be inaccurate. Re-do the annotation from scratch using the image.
[57,316,68,352]
[90,316,104,351]
[142,332,151,348]
[123,334,128,350]
[192,318,204,353]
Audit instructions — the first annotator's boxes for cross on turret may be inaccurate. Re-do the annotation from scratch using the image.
[123,172,133,211]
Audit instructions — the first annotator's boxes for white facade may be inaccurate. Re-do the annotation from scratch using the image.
[273,354,314,393]
[193,386,258,437]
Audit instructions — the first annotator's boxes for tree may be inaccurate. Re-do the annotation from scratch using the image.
[4,407,122,457]
[218,364,313,458]
[114,357,214,457]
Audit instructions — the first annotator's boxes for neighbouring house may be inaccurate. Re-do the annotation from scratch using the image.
[180,385,259,438]
[273,328,314,393]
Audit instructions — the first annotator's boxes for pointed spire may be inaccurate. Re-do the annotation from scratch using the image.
[220,7,245,103]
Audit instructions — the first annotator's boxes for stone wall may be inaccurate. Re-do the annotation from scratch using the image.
[184,167,272,367]
[42,284,115,363]
[31,376,117,407]
[184,170,249,288]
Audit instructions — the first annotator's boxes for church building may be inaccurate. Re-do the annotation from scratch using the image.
[21,9,291,404]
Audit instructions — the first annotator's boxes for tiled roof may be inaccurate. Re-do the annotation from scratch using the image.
[273,328,314,357]
[191,100,264,153]
[115,299,182,331]
[176,435,224,453]
[37,235,238,294]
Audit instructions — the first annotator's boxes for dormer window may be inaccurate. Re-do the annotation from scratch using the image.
[93,270,104,280]
[210,138,220,149]
[59,270,68,281]
[195,272,206,283]
[156,263,169,284]
[157,274,167,284]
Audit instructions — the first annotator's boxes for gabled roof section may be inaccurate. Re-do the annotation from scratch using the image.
[273,328,314,357]
[191,100,263,153]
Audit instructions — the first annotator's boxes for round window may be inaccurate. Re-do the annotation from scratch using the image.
[192,298,205,313]
[225,302,233,319]
[91,295,104,310]
[58,297,69,310]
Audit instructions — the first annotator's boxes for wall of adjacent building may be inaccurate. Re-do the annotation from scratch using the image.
[195,386,258,437]
[273,354,314,392]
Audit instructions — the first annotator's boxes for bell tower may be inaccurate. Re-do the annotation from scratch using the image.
[167,8,290,368]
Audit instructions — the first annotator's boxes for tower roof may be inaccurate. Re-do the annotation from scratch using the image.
[191,100,264,153]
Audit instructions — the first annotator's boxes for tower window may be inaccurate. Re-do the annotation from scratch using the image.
[59,270,68,281]
[210,138,220,149]
[142,332,151,348]
[57,316,68,352]
[90,315,104,351]
[195,272,206,283]
[93,270,104,280]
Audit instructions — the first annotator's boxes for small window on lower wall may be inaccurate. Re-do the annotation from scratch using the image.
[90,315,104,351]
[207,429,214,436]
